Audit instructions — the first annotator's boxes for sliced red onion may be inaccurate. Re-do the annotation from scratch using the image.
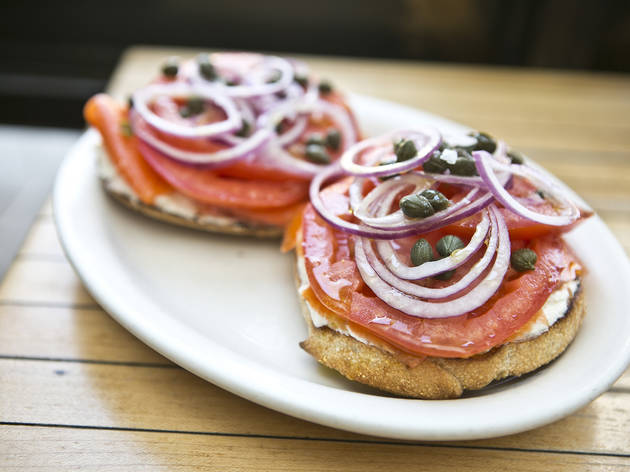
[254,98,358,178]
[363,210,498,298]
[376,209,491,280]
[355,184,485,230]
[310,166,431,239]
[197,54,295,99]
[348,149,512,232]
[474,151,580,226]
[132,83,241,138]
[412,171,486,187]
[235,98,256,130]
[353,205,510,318]
[310,166,490,239]
[339,128,441,178]
[256,142,329,179]
[130,111,273,167]
[260,98,356,143]
[494,140,509,163]
[352,173,431,218]
[276,115,308,147]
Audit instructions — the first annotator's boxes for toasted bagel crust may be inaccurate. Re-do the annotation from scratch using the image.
[299,280,585,399]
[101,175,283,238]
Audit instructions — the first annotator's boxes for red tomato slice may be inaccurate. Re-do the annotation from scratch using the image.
[137,140,308,209]
[440,176,589,240]
[301,200,581,358]
[84,94,172,204]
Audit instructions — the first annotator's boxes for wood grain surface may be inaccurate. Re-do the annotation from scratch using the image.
[1,46,630,470]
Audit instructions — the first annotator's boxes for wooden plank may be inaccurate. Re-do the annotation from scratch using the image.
[1,425,628,472]
[39,198,53,217]
[0,258,95,306]
[0,305,168,365]
[1,359,629,455]
[18,218,65,258]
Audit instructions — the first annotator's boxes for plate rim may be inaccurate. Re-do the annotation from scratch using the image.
[53,95,630,441]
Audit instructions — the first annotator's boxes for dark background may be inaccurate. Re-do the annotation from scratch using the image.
[1,0,628,128]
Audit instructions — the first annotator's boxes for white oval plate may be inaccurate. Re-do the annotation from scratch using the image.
[54,94,630,441]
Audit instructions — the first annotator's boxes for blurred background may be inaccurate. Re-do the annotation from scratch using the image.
[1,0,629,128]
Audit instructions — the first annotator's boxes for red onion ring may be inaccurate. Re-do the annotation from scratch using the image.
[350,174,431,219]
[191,54,295,99]
[310,166,425,239]
[310,166,493,239]
[255,98,358,179]
[353,205,510,318]
[376,209,491,280]
[363,210,498,298]
[130,111,273,167]
[474,151,580,226]
[339,128,441,177]
[276,115,309,147]
[132,83,241,138]
[355,183,486,231]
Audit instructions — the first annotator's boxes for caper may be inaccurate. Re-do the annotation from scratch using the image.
[394,139,417,162]
[188,96,204,114]
[225,79,238,86]
[450,155,478,176]
[422,151,449,174]
[161,57,179,78]
[179,107,193,118]
[305,144,332,164]
[469,131,497,153]
[306,133,326,146]
[318,80,333,95]
[235,120,251,137]
[197,54,217,81]
[120,121,133,137]
[127,96,134,109]
[294,74,308,88]
[453,143,476,153]
[326,129,341,150]
[267,69,282,83]
[508,150,524,165]
[433,269,455,281]
[420,189,450,212]
[410,238,433,266]
[511,248,537,271]
[536,189,546,199]
[275,121,285,134]
[436,235,465,257]
[399,194,435,218]
[180,96,205,117]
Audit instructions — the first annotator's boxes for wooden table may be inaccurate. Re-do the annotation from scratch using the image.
[2,46,630,470]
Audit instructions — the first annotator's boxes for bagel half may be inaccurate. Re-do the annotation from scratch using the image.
[98,148,283,238]
[295,248,586,399]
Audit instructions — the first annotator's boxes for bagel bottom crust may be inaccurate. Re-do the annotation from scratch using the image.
[299,286,585,399]
[101,178,284,238]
